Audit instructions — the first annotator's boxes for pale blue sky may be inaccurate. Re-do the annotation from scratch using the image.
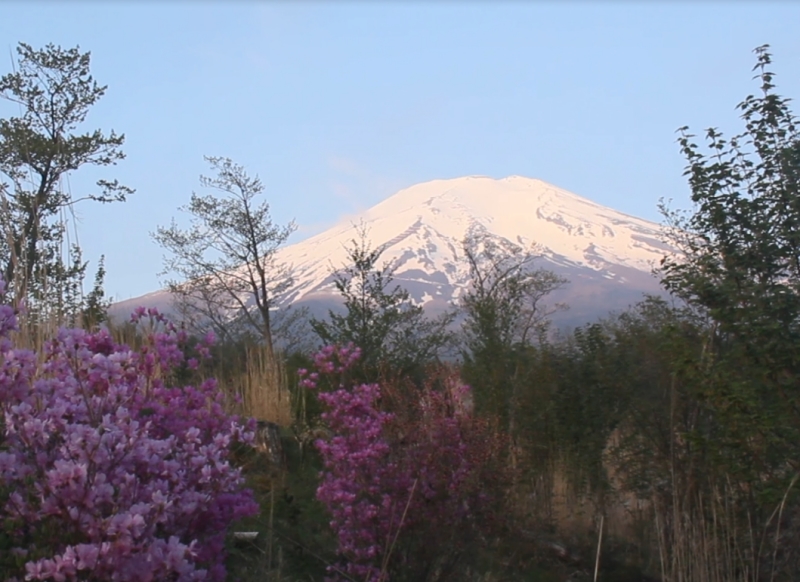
[1,2,798,302]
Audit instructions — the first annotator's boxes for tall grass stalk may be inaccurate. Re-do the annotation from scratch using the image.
[593,514,604,582]
[653,470,798,582]
[223,343,292,425]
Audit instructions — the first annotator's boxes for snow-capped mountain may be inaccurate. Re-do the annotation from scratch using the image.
[110,176,675,329]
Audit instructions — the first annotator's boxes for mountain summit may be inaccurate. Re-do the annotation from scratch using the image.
[111,176,674,328]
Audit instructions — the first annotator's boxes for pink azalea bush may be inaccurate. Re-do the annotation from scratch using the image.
[0,288,258,582]
[300,345,505,582]
[300,345,410,582]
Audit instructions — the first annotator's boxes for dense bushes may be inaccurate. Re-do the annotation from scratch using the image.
[0,295,258,581]
[302,344,507,582]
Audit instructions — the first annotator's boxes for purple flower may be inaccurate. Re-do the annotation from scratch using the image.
[0,283,257,582]
[307,346,493,581]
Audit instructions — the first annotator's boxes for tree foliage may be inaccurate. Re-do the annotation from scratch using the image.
[310,224,454,383]
[660,45,800,490]
[0,42,129,320]
[459,232,565,432]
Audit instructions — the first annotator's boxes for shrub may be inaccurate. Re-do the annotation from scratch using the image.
[0,292,258,582]
[301,344,506,582]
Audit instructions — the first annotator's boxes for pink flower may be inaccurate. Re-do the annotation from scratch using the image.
[0,280,256,582]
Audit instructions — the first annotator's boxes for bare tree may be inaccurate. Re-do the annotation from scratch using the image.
[152,156,297,363]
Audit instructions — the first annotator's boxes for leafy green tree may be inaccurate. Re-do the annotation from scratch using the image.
[459,232,565,466]
[0,43,130,321]
[81,254,110,327]
[546,298,708,495]
[310,223,454,383]
[153,156,298,365]
[660,45,800,497]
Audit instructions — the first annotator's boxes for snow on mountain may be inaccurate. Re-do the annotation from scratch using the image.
[110,176,676,329]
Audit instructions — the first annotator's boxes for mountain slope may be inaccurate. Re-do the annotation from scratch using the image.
[111,176,675,328]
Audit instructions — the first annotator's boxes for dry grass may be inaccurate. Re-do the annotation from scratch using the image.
[224,343,292,425]
[105,313,293,426]
[651,474,799,582]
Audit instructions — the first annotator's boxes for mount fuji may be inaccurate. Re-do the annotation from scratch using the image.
[110,176,676,329]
